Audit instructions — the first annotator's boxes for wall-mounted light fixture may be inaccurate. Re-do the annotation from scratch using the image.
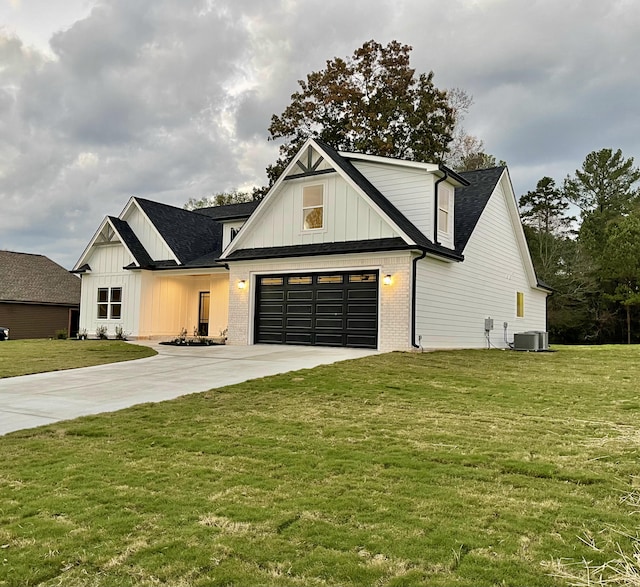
[237,279,247,290]
[383,274,392,286]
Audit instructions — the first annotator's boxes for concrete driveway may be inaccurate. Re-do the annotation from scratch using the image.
[0,342,378,435]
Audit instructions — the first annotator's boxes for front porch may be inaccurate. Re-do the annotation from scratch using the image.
[137,270,229,340]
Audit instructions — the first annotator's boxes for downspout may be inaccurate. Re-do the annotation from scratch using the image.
[411,248,427,348]
[433,168,449,245]
[413,167,449,348]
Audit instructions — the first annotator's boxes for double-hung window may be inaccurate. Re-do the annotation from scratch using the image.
[438,185,452,234]
[302,185,324,230]
[97,287,122,319]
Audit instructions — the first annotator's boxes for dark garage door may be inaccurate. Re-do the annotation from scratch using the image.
[255,271,378,348]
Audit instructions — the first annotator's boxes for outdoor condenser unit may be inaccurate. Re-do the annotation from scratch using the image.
[536,331,549,350]
[513,332,540,351]
[525,330,550,350]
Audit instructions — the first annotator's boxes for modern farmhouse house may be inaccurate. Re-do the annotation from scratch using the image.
[73,139,549,351]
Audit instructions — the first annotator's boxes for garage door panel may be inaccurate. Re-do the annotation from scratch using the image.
[347,302,376,313]
[316,318,343,329]
[259,332,285,343]
[260,317,284,328]
[316,333,344,346]
[316,303,343,315]
[347,334,377,347]
[348,289,377,300]
[259,303,285,314]
[347,318,377,330]
[287,290,313,300]
[287,317,313,328]
[255,271,378,349]
[316,290,344,301]
[261,288,284,301]
[286,304,313,314]
[286,332,313,344]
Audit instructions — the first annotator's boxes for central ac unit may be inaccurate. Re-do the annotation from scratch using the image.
[513,332,540,351]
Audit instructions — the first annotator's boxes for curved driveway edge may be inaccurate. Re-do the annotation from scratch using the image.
[0,342,378,435]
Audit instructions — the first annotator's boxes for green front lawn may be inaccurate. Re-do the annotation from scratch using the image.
[0,339,156,378]
[1,346,638,586]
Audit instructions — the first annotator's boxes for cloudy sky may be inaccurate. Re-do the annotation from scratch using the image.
[1,0,639,268]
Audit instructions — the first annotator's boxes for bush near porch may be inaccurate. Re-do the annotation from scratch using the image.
[0,346,638,586]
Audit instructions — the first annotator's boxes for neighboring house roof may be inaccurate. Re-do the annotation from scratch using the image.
[0,250,80,306]
[195,201,260,221]
[134,198,223,265]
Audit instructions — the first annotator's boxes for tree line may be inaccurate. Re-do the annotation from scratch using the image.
[521,148,640,344]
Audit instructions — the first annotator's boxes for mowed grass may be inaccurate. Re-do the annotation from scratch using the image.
[1,346,639,586]
[0,339,156,378]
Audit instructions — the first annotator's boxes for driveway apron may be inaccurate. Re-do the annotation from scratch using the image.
[0,342,378,435]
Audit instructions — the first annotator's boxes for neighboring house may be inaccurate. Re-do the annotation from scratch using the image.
[0,250,81,339]
[73,138,549,351]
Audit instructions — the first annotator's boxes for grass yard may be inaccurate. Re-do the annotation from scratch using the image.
[0,339,156,378]
[1,346,640,586]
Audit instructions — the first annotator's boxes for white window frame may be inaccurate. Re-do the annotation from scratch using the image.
[97,286,122,320]
[438,184,453,235]
[302,184,325,231]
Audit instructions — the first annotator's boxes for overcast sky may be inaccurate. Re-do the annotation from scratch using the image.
[1,0,639,268]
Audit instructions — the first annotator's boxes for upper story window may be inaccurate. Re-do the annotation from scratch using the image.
[438,184,453,234]
[97,287,122,320]
[222,221,245,250]
[302,185,324,230]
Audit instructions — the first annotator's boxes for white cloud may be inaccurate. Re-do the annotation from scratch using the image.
[0,0,638,267]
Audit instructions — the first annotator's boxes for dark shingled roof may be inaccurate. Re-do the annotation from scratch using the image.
[454,166,506,253]
[134,198,222,264]
[0,250,80,306]
[195,201,260,221]
[225,238,413,262]
[108,217,154,268]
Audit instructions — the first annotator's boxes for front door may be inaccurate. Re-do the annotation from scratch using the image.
[198,292,210,336]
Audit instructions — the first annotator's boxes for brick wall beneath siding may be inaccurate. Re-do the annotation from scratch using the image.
[226,252,413,352]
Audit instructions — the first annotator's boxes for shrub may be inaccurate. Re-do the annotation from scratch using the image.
[115,325,128,341]
[55,329,68,340]
[96,325,108,340]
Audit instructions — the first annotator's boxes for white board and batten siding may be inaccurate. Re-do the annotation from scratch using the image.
[350,160,436,242]
[137,273,229,339]
[238,174,400,249]
[78,243,143,338]
[415,179,547,349]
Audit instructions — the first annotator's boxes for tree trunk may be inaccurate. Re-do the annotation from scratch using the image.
[627,305,631,345]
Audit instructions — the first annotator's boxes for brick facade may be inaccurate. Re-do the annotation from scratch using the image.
[227,251,413,352]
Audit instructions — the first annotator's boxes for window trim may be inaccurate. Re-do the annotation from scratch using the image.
[97,286,123,320]
[438,184,453,235]
[302,183,325,231]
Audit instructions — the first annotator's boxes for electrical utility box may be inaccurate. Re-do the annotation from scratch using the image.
[484,318,494,331]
